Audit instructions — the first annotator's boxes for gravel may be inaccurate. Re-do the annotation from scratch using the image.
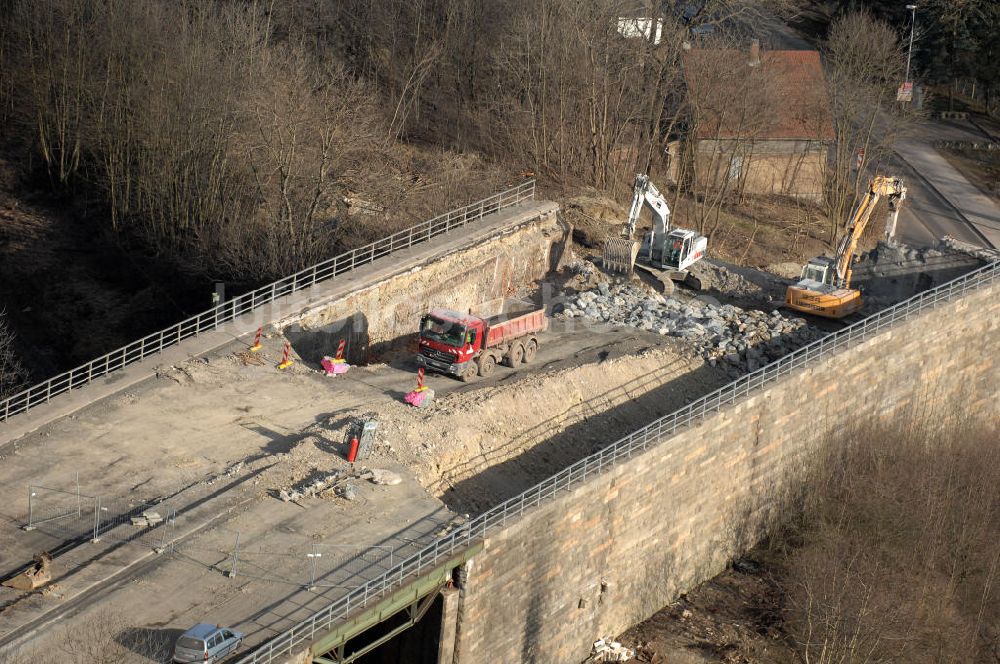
[558,281,825,378]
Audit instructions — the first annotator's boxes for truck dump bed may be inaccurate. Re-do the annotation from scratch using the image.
[472,298,547,349]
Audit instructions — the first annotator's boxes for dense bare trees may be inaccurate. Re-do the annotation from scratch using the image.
[0,0,500,282]
[823,10,912,243]
[0,312,24,399]
[1,0,889,288]
[777,406,1000,663]
[323,0,796,194]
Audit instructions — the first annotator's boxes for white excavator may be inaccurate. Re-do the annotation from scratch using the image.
[785,175,907,319]
[602,174,708,294]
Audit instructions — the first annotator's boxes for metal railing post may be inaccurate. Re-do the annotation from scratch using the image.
[92,496,102,542]
[26,486,33,529]
[229,532,241,578]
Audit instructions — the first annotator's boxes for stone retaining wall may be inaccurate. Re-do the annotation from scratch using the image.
[453,280,999,663]
[277,204,566,364]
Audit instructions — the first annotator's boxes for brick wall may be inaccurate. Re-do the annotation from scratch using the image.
[453,280,999,663]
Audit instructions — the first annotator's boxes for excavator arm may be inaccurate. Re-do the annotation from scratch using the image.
[785,174,906,319]
[834,176,906,288]
[606,174,672,275]
[620,174,671,241]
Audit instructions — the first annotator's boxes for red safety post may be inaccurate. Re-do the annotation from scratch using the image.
[277,342,294,370]
[416,367,425,390]
[347,436,360,463]
[335,339,346,361]
[250,327,263,352]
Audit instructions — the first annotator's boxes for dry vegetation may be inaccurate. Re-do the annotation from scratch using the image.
[0,312,25,399]
[776,409,1000,663]
[0,610,175,663]
[0,0,509,282]
[624,400,1000,663]
[0,0,913,279]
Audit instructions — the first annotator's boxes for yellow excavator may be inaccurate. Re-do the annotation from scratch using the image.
[785,175,906,319]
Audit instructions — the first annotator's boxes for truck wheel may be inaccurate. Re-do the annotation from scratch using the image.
[522,338,538,363]
[477,354,497,377]
[460,363,478,382]
[504,343,524,367]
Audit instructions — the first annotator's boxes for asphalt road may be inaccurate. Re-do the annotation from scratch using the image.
[887,147,991,248]
[894,129,1000,249]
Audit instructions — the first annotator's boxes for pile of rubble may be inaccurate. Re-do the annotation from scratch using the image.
[559,281,824,376]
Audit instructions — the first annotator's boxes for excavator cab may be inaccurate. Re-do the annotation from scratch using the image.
[602,173,707,280]
[799,256,835,286]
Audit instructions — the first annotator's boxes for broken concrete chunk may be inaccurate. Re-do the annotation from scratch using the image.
[130,516,149,527]
[2,553,52,591]
[279,489,302,502]
[369,469,402,486]
[337,483,358,501]
[142,510,163,525]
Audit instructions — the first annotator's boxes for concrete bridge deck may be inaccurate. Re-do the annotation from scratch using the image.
[0,201,558,446]
[0,200,562,656]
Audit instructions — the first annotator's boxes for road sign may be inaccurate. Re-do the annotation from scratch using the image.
[897,81,913,102]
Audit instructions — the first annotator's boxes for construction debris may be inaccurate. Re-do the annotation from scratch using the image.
[560,281,823,376]
[368,469,402,486]
[232,350,265,366]
[2,552,52,591]
[277,465,406,502]
[590,637,634,662]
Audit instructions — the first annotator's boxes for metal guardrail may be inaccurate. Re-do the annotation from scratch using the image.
[233,259,999,664]
[0,180,537,423]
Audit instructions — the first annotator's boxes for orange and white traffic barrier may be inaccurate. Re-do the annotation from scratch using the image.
[250,327,263,352]
[277,342,294,370]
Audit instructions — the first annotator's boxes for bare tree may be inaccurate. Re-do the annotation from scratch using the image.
[0,311,25,400]
[779,403,1000,663]
[823,10,914,243]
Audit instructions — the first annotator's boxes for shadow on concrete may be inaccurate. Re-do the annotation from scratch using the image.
[285,312,370,369]
[115,626,183,661]
[436,318,827,515]
[235,504,458,641]
[437,358,729,515]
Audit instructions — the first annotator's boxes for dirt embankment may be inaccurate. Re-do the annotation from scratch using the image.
[312,344,728,514]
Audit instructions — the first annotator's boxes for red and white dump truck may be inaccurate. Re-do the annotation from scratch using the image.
[415,298,547,381]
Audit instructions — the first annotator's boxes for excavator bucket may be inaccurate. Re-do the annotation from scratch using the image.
[602,237,641,275]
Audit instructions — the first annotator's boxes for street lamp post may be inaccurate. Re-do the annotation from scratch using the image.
[904,4,917,84]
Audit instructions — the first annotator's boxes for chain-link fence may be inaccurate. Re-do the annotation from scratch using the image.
[24,484,96,535]
[23,485,178,549]
[219,541,395,590]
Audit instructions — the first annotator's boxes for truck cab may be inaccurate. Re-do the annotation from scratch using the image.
[417,309,483,378]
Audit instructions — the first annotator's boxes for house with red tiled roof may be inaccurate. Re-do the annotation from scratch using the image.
[669,42,833,201]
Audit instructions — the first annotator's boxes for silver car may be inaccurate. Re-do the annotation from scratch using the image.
[173,623,243,663]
